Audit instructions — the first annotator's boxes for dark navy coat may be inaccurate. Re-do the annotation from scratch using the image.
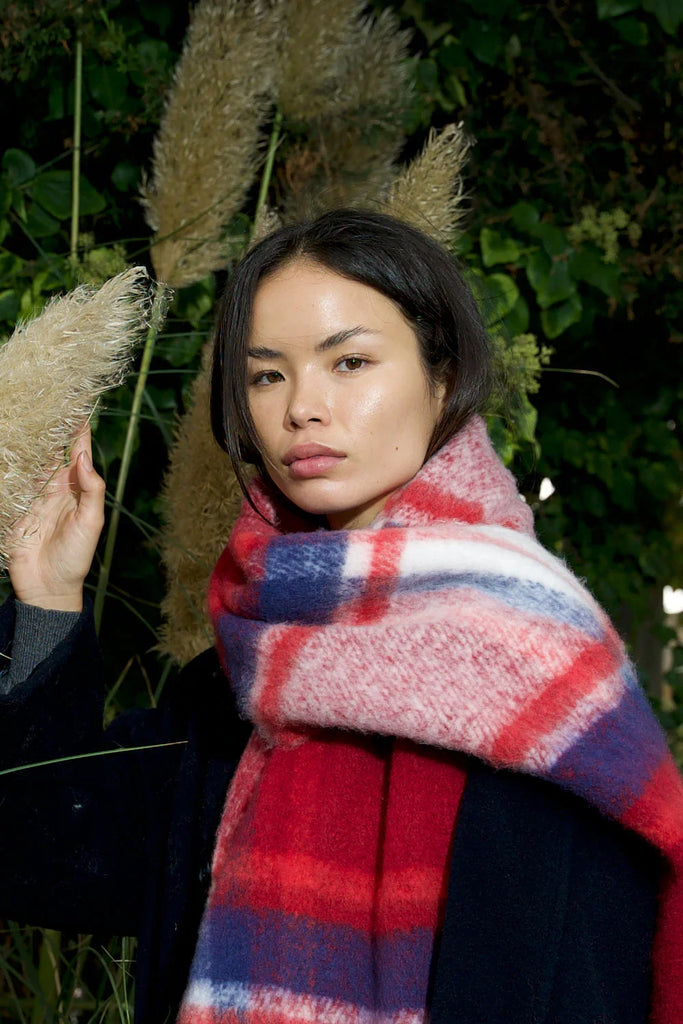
[0,599,659,1024]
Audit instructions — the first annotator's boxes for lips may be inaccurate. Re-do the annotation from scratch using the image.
[283,443,346,480]
[283,443,345,465]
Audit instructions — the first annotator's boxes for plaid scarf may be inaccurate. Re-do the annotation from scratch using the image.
[180,415,683,1024]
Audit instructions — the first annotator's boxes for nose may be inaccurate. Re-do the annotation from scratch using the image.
[285,374,330,428]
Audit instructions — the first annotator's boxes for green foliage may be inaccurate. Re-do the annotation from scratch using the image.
[0,0,681,1014]
[0,925,135,1022]
[387,0,682,751]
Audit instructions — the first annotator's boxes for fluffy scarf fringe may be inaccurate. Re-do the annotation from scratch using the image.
[196,415,683,1023]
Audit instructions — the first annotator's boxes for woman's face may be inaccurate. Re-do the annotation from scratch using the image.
[247,259,444,530]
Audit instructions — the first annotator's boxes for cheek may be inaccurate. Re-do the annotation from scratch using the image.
[345,386,385,434]
[248,397,278,448]
[357,376,437,442]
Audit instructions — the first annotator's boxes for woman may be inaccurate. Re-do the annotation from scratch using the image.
[1,210,678,1024]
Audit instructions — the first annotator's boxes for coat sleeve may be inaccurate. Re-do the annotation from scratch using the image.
[0,598,188,936]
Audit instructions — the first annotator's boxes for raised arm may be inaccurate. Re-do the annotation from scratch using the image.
[7,425,105,612]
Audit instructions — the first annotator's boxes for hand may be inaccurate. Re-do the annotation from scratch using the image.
[6,426,106,611]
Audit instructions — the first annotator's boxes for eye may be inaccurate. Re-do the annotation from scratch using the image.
[250,369,284,386]
[336,355,367,373]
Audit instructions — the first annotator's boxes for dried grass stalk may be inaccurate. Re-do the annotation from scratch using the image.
[280,9,412,220]
[141,0,285,288]
[0,267,151,570]
[158,344,245,664]
[277,0,360,122]
[383,122,474,243]
[249,204,282,249]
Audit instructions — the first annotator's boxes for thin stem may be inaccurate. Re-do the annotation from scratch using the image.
[542,367,619,388]
[31,930,61,1024]
[253,109,283,231]
[0,740,187,779]
[93,284,167,631]
[70,34,83,263]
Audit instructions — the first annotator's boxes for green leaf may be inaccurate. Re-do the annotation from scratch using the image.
[569,248,621,299]
[510,395,538,444]
[417,59,438,91]
[534,223,573,258]
[462,0,517,12]
[0,252,22,280]
[24,201,61,237]
[613,15,650,42]
[461,20,504,65]
[480,227,521,266]
[31,171,74,219]
[612,470,636,510]
[642,0,683,33]
[78,177,107,216]
[172,276,216,328]
[111,160,140,193]
[526,251,577,308]
[504,294,530,336]
[597,0,640,17]
[510,201,540,234]
[485,413,515,465]
[47,78,66,121]
[161,330,205,368]
[139,0,173,31]
[1,149,35,187]
[88,64,130,111]
[438,37,468,72]
[541,293,583,338]
[482,272,520,322]
[582,484,607,517]
[32,171,105,219]
[454,231,474,256]
[0,178,10,217]
[0,289,19,322]
[145,385,176,411]
[402,0,451,45]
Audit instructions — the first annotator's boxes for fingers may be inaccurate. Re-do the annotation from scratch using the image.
[69,423,93,465]
[74,448,106,533]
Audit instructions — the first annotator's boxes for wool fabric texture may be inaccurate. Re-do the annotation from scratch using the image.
[182,415,683,1024]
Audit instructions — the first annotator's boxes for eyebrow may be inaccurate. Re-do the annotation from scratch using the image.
[247,326,380,360]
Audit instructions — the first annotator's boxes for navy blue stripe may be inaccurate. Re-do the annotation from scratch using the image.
[548,682,667,816]
[191,902,434,1012]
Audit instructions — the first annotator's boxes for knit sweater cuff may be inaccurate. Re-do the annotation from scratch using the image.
[0,600,83,694]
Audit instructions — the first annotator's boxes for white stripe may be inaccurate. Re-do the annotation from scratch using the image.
[182,980,423,1024]
[343,534,375,579]
[397,529,598,611]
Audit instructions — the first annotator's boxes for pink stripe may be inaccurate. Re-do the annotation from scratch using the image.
[255,626,313,737]
[490,641,621,764]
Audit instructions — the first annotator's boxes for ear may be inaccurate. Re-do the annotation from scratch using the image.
[433,378,448,418]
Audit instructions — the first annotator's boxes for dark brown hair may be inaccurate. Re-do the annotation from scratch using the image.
[211,208,492,492]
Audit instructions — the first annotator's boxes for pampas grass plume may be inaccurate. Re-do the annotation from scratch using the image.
[159,345,245,663]
[383,123,473,242]
[279,7,411,220]
[0,267,151,570]
[142,0,285,288]
[277,0,360,122]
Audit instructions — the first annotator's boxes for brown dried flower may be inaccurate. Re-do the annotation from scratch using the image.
[277,0,360,123]
[141,0,285,288]
[158,345,246,664]
[383,123,474,243]
[279,8,412,220]
[0,267,151,570]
